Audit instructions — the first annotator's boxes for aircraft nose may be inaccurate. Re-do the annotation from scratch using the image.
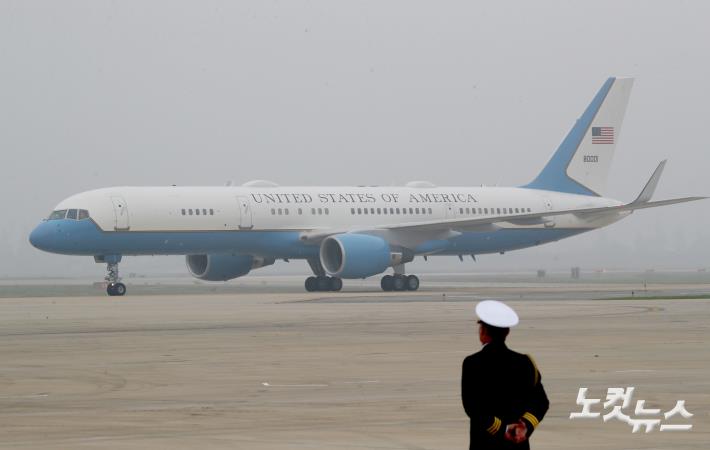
[29,222,52,251]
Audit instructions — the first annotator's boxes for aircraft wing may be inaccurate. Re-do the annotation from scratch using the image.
[382,196,705,233]
[298,195,704,245]
[299,161,705,243]
[385,160,705,233]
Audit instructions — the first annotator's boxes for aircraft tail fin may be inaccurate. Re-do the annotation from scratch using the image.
[525,77,634,196]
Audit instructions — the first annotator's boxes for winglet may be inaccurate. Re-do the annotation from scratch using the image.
[633,160,667,204]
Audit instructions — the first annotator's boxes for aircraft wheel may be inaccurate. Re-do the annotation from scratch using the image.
[107,282,126,296]
[114,282,126,296]
[392,275,406,291]
[305,276,318,292]
[316,276,330,292]
[329,277,343,292]
[380,275,394,291]
[405,275,420,291]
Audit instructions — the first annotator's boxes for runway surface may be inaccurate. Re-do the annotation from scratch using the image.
[1,281,709,449]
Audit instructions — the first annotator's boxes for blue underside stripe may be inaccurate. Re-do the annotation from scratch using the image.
[32,220,589,258]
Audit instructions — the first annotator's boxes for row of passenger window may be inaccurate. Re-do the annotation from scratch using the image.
[268,206,534,217]
[458,207,532,215]
[269,206,433,216]
[47,209,90,220]
[181,208,215,216]
[351,207,433,215]
[270,208,330,215]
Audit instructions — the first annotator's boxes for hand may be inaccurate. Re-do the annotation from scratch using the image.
[514,420,528,443]
[503,423,519,442]
[504,420,528,444]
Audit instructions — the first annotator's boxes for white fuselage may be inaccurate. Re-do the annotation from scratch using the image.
[60,185,624,233]
[32,185,625,259]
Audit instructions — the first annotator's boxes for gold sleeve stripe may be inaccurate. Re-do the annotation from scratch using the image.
[527,354,540,385]
[486,417,502,435]
[522,412,540,429]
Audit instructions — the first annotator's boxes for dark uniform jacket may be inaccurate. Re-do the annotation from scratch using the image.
[462,341,549,450]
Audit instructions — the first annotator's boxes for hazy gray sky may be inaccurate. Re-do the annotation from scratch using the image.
[1,1,708,278]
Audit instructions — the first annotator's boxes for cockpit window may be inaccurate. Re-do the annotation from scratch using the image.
[48,210,67,220]
[47,209,90,220]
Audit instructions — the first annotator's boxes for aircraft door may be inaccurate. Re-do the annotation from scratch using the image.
[237,196,254,230]
[445,204,458,220]
[543,197,555,228]
[110,196,130,231]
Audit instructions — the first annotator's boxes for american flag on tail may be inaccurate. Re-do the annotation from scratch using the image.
[591,126,614,144]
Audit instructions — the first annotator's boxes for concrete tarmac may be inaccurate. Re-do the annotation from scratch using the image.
[0,286,708,449]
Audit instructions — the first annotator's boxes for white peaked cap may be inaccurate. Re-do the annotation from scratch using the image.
[475,300,519,328]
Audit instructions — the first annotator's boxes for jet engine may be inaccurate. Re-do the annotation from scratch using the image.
[186,254,274,281]
[319,233,391,279]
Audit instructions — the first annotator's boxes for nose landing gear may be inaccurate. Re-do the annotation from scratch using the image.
[105,261,126,296]
[96,255,126,296]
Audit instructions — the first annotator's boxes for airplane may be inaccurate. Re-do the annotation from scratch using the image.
[29,77,705,296]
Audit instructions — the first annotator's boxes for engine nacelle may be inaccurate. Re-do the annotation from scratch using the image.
[186,254,274,281]
[319,233,391,279]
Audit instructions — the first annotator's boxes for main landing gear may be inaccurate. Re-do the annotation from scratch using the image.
[303,258,420,293]
[304,257,342,292]
[380,274,419,291]
[305,258,342,292]
[96,255,126,296]
[380,262,419,291]
[305,276,343,292]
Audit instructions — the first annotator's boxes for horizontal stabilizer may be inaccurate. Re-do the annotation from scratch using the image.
[619,196,707,211]
[633,160,666,204]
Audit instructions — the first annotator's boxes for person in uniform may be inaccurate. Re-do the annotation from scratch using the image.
[461,300,549,449]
